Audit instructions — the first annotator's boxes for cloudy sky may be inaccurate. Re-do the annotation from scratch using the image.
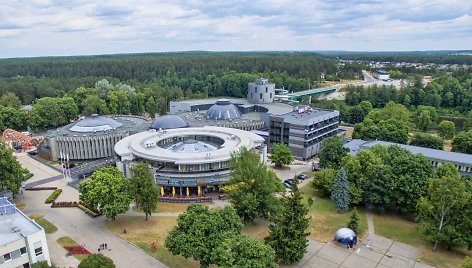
[1,0,471,58]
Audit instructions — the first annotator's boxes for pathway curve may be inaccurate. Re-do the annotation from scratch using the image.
[366,210,376,235]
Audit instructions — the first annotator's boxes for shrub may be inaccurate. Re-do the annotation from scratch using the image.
[45,189,62,203]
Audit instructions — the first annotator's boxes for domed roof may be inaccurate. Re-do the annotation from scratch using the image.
[150,115,189,130]
[205,99,242,120]
[166,139,217,153]
[69,114,123,132]
[334,228,357,245]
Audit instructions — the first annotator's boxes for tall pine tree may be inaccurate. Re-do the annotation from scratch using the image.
[265,178,310,264]
[331,167,350,213]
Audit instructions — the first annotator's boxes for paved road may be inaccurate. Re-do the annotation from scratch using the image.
[17,154,168,268]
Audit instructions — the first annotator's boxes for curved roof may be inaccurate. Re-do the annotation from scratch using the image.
[334,228,357,240]
[205,99,242,120]
[69,114,123,132]
[167,139,218,153]
[115,126,265,165]
[150,115,189,130]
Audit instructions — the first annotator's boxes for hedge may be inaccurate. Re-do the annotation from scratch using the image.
[26,187,58,191]
[51,201,101,217]
[45,189,62,203]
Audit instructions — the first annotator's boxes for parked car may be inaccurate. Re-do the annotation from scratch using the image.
[297,173,308,180]
[284,179,294,185]
[283,182,291,188]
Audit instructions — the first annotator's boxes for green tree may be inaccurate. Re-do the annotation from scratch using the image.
[417,175,471,250]
[79,167,130,220]
[270,143,293,168]
[213,234,277,268]
[311,169,336,197]
[129,162,158,220]
[145,96,157,119]
[0,93,22,108]
[417,109,434,131]
[438,120,456,140]
[452,130,472,154]
[0,142,29,195]
[409,133,443,150]
[464,110,472,131]
[416,106,438,131]
[78,254,115,268]
[165,204,244,267]
[346,207,360,234]
[223,147,283,223]
[331,168,350,213]
[0,106,28,130]
[82,95,102,116]
[266,178,309,264]
[319,136,349,169]
[31,261,56,268]
[463,256,472,268]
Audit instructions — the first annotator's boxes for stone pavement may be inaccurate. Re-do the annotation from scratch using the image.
[17,154,168,268]
[283,235,434,268]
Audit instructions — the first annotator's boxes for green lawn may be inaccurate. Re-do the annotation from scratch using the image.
[374,214,471,268]
[299,184,368,241]
[103,216,201,268]
[56,236,89,261]
[29,214,57,234]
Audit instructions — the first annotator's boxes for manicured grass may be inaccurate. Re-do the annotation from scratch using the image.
[56,236,89,261]
[103,216,201,268]
[299,184,368,242]
[29,214,57,234]
[374,214,471,268]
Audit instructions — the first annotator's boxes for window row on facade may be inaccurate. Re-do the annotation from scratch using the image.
[55,134,125,160]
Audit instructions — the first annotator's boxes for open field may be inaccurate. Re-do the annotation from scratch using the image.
[374,214,471,268]
[56,236,89,261]
[28,214,57,234]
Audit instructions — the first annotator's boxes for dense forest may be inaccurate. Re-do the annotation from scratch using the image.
[0,52,362,104]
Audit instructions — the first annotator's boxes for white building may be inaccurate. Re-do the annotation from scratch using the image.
[0,198,51,268]
[247,78,275,104]
[374,70,390,80]
[115,126,266,196]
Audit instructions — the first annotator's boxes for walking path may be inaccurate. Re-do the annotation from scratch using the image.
[17,154,168,268]
[367,210,376,234]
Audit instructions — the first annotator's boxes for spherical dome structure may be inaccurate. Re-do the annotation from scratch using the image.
[334,228,357,246]
[69,114,123,132]
[205,99,242,120]
[150,115,189,130]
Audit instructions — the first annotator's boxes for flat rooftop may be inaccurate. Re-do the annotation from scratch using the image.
[272,107,339,125]
[344,139,472,166]
[0,198,43,246]
[45,115,150,138]
[173,98,294,116]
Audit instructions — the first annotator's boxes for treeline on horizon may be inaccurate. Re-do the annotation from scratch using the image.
[0,52,365,105]
[325,51,472,65]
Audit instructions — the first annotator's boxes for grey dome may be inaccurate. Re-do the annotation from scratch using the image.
[150,115,189,130]
[166,139,217,153]
[69,114,123,132]
[205,99,242,120]
[334,228,357,245]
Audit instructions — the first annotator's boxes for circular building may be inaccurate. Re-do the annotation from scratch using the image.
[39,114,150,161]
[205,99,242,120]
[334,228,357,246]
[150,114,189,130]
[114,126,266,197]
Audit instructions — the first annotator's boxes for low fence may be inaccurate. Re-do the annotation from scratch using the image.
[158,196,213,203]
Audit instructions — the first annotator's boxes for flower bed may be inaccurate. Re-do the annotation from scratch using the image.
[158,196,212,203]
[45,189,62,203]
[51,201,101,217]
[64,246,91,255]
[25,186,58,191]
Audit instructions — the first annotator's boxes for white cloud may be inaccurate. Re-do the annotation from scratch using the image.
[0,0,471,57]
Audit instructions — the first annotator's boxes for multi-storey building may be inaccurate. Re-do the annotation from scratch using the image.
[0,198,51,268]
[247,78,276,104]
[269,105,339,160]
